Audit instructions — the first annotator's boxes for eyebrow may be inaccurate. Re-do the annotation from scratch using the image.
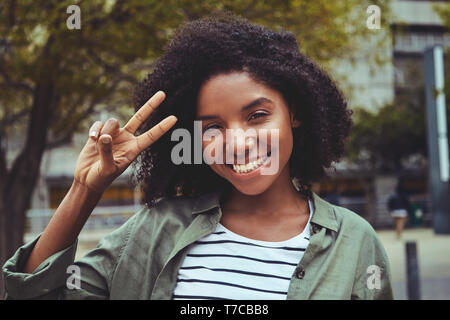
[195,97,273,121]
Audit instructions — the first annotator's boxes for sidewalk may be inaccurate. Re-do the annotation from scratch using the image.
[70,227,450,300]
[376,228,450,300]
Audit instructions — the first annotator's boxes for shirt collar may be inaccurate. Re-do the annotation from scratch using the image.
[191,186,339,233]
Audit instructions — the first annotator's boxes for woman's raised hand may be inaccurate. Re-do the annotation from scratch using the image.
[74,91,177,194]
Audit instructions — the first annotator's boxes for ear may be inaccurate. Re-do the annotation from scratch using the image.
[289,110,301,128]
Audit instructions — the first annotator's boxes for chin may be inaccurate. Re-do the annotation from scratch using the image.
[231,180,274,196]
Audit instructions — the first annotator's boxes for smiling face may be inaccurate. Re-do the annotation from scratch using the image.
[196,71,300,195]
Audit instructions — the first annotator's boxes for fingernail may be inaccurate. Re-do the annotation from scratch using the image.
[90,131,96,137]
[102,137,111,144]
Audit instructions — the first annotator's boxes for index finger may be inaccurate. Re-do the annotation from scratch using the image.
[124,91,166,134]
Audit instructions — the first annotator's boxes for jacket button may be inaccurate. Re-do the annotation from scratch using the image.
[296,268,305,279]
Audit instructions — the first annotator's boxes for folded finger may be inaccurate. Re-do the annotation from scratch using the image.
[89,121,104,141]
[100,118,120,138]
[98,134,116,175]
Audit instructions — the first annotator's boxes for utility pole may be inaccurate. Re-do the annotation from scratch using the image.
[424,46,450,234]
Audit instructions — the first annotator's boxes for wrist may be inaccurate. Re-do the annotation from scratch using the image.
[71,178,104,201]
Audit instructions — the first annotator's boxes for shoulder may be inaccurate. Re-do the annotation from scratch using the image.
[93,195,196,252]
[311,194,393,298]
[95,195,200,253]
[130,194,198,229]
[327,202,389,263]
[104,194,202,263]
[312,192,376,240]
[313,193,383,251]
[332,204,377,240]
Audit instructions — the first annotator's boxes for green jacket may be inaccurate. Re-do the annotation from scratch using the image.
[2,189,393,300]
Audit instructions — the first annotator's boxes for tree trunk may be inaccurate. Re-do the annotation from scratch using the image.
[358,175,376,225]
[0,82,55,298]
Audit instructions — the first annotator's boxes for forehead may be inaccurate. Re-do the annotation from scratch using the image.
[196,72,283,116]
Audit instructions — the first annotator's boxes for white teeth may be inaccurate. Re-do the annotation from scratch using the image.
[231,154,269,174]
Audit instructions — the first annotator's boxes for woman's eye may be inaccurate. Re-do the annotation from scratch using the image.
[249,112,268,121]
[204,124,222,132]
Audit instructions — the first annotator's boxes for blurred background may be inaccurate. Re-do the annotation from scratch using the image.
[1,0,450,299]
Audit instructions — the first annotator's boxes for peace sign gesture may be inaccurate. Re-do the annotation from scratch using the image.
[74,91,177,194]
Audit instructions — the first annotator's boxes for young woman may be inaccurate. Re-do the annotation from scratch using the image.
[388,183,411,240]
[2,12,393,300]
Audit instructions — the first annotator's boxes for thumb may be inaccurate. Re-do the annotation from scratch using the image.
[98,134,116,175]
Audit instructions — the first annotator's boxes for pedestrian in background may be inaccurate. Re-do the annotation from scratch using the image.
[388,183,411,239]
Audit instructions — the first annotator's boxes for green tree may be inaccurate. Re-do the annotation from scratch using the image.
[346,1,450,173]
[346,46,428,172]
[0,0,391,297]
[347,99,427,172]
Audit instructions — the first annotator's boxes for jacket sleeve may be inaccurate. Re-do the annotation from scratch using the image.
[351,225,394,300]
[2,212,136,300]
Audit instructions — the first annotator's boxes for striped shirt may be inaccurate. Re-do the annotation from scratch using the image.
[172,199,314,300]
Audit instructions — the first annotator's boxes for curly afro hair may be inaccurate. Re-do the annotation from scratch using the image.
[132,11,352,208]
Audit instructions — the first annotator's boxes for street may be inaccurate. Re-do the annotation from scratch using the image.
[377,228,450,300]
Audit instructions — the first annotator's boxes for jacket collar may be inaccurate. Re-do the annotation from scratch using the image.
[191,187,227,215]
[310,192,339,232]
[191,186,339,233]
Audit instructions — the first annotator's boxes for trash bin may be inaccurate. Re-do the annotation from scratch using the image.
[409,203,423,227]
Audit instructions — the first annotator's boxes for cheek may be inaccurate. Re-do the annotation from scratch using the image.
[282,128,294,154]
[267,123,294,161]
[282,132,295,165]
[202,135,225,164]
[201,139,225,179]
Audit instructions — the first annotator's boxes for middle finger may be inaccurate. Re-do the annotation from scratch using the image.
[123,91,166,134]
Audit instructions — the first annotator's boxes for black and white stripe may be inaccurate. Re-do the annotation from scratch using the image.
[172,199,314,300]
[194,239,307,251]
